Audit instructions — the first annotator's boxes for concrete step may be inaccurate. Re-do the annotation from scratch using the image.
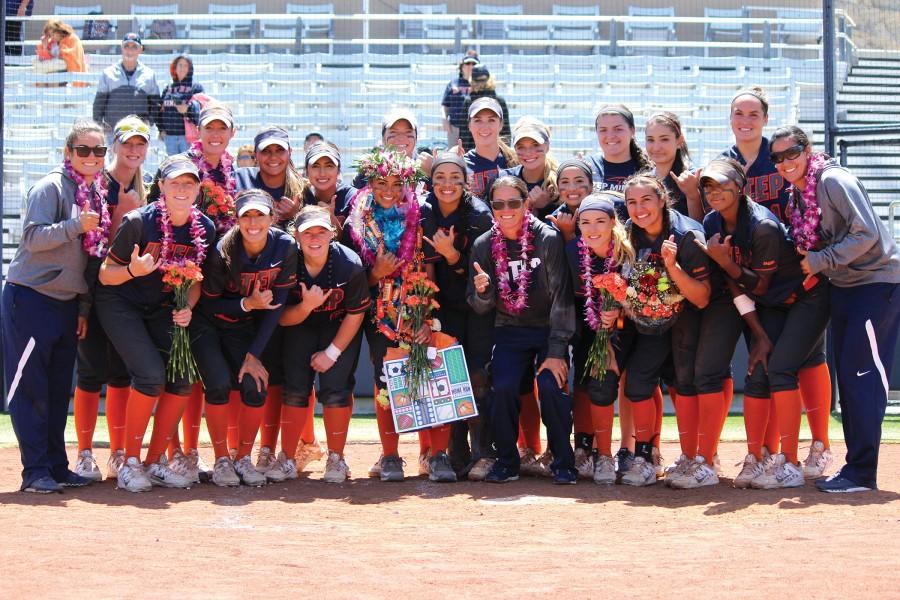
[846,75,900,86]
[840,84,900,95]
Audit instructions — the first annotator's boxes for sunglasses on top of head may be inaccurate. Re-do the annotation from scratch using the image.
[490,198,523,211]
[69,145,108,158]
[769,144,805,165]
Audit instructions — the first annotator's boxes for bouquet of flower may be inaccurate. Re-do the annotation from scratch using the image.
[623,258,684,335]
[161,260,204,382]
[198,180,236,234]
[583,272,628,382]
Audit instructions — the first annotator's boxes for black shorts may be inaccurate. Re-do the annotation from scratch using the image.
[76,306,130,392]
[282,320,363,408]
[190,314,268,407]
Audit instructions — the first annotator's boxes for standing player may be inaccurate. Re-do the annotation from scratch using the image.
[644,112,703,221]
[235,126,306,230]
[468,176,577,484]
[589,105,653,199]
[463,97,517,199]
[499,118,559,219]
[277,206,370,483]
[302,142,358,226]
[96,156,216,492]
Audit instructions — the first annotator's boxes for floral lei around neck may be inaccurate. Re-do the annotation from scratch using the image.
[491,211,535,315]
[786,151,829,251]
[64,159,111,258]
[155,197,208,268]
[188,140,236,232]
[579,237,615,331]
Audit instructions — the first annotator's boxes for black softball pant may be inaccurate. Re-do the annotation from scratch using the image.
[618,319,671,402]
[95,291,193,397]
[572,325,622,407]
[282,319,363,408]
[76,305,130,392]
[694,293,744,395]
[190,314,269,408]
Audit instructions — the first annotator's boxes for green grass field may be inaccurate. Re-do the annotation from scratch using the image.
[1,412,898,448]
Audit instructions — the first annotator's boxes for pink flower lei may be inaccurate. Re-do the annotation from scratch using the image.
[579,237,615,331]
[155,198,208,268]
[786,152,828,251]
[346,185,419,277]
[189,140,236,223]
[64,159,111,258]
[491,212,535,315]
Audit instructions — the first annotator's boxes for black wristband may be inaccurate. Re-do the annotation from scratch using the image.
[736,268,759,291]
[126,264,135,278]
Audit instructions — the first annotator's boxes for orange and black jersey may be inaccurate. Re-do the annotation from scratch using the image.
[105,203,216,307]
[721,137,789,223]
[703,199,804,307]
[465,149,507,200]
[199,229,297,356]
[287,241,371,328]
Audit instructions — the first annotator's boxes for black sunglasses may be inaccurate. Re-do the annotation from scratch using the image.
[769,144,805,165]
[69,145,108,158]
[491,198,524,211]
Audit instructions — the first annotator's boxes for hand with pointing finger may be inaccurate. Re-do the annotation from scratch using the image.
[299,281,332,311]
[661,234,678,269]
[244,280,281,311]
[128,244,161,277]
[423,225,458,261]
[472,261,491,294]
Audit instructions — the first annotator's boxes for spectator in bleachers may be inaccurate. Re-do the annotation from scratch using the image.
[159,55,204,156]
[644,112,703,221]
[34,20,87,79]
[236,144,256,168]
[455,65,511,152]
[464,97,517,199]
[93,33,161,141]
[5,0,32,56]
[498,117,559,219]
[442,52,479,147]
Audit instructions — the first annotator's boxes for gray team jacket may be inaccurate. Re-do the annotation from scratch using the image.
[804,162,900,288]
[7,168,89,304]
[92,61,161,129]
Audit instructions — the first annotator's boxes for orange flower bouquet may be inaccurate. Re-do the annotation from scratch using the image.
[583,272,628,381]
[161,260,204,382]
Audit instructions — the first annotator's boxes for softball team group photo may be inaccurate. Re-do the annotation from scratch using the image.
[4,45,899,499]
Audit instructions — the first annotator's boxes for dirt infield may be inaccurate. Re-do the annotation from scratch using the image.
[1,441,898,600]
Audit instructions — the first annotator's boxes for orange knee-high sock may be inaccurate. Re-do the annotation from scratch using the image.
[375,396,400,457]
[323,405,353,456]
[124,389,159,459]
[204,402,231,459]
[105,385,129,452]
[697,392,725,461]
[145,393,189,464]
[279,403,309,458]
[236,403,264,460]
[673,393,699,458]
[764,397,779,454]
[227,390,241,451]
[518,389,542,453]
[74,388,100,452]
[573,388,593,435]
[743,395,770,460]
[429,424,451,454]
[418,430,431,456]
[652,386,664,448]
[799,363,832,448]
[630,398,656,445]
[591,404,615,457]
[259,385,283,450]
[301,389,317,444]
[718,377,734,438]
[181,383,204,453]
[773,389,802,463]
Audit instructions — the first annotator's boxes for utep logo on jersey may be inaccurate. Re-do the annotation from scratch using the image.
[315,287,345,319]
[470,169,498,197]
[144,241,196,262]
[508,257,541,279]
[745,173,785,221]
[230,267,282,296]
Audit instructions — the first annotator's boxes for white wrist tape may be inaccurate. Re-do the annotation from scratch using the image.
[733,294,756,316]
[240,297,250,312]
[324,343,342,362]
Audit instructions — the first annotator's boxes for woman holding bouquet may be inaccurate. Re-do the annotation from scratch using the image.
[190,189,297,487]
[468,176,577,484]
[617,174,710,487]
[566,192,634,483]
[96,156,216,493]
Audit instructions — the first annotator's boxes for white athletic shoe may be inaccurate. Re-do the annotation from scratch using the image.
[212,456,240,487]
[234,455,267,487]
[592,454,616,485]
[733,453,765,489]
[620,456,657,487]
[663,454,692,487]
[107,449,125,480]
[265,451,298,482]
[670,456,719,489]
[518,448,538,475]
[574,448,595,480]
[802,440,833,480]
[117,457,152,493]
[169,449,200,484]
[295,440,326,471]
[74,449,103,482]
[324,451,351,483]
[146,455,192,489]
[522,450,553,477]
[467,457,495,481]
[750,453,804,489]
[418,451,431,477]
[368,453,384,478]
[255,446,277,474]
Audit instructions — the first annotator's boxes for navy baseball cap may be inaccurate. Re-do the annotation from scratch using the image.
[160,155,199,181]
[254,126,291,152]
[235,189,274,217]
[461,55,480,65]
[295,206,335,233]
[122,32,143,47]
[471,65,490,81]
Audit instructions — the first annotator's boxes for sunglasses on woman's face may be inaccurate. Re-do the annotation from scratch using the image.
[69,145,108,158]
[769,144,805,164]
[490,198,523,211]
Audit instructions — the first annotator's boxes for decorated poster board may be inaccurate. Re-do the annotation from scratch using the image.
[383,343,478,433]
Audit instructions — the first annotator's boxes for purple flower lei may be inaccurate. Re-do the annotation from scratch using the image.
[579,237,615,332]
[491,212,535,315]
[154,198,208,268]
[64,159,111,258]
[786,152,828,251]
